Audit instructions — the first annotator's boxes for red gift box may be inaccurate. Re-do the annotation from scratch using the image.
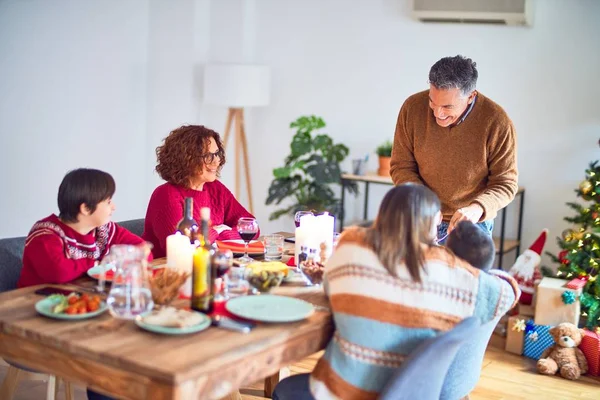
[580,328,600,376]
[566,278,587,290]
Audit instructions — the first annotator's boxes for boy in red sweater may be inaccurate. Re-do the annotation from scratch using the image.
[17,168,151,288]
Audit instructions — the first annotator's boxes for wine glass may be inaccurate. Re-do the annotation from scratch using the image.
[213,249,233,301]
[236,217,259,264]
[294,210,313,227]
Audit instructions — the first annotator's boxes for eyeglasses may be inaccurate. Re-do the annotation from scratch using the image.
[201,150,223,165]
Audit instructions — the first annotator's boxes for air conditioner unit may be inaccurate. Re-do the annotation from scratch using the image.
[412,0,534,26]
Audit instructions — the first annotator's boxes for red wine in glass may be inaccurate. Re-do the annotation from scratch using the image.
[239,231,256,242]
[214,261,230,278]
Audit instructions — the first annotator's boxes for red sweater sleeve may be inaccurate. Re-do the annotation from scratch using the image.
[22,233,94,285]
[143,186,183,258]
[218,183,260,240]
[112,223,154,262]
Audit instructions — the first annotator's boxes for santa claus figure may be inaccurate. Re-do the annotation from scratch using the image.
[508,229,548,305]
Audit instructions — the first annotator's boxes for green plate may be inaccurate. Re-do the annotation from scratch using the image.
[226,295,314,323]
[135,312,211,335]
[87,264,115,281]
[35,296,108,320]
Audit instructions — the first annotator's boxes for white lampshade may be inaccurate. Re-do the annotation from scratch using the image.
[203,64,270,108]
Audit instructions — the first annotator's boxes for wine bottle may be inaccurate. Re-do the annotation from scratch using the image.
[177,197,199,243]
[191,207,215,313]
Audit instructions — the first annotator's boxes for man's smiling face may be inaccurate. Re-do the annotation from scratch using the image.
[428,85,476,127]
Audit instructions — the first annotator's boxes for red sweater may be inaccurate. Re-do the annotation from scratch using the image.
[142,181,258,258]
[17,214,151,288]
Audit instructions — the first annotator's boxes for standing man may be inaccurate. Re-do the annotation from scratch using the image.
[390,55,518,242]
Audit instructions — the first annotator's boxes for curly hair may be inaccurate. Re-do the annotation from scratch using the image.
[155,125,226,187]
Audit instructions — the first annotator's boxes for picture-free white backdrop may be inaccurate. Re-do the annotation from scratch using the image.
[1,0,599,269]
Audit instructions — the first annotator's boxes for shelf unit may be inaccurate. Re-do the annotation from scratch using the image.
[339,173,525,270]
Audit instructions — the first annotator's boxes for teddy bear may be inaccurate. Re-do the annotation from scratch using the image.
[536,322,588,380]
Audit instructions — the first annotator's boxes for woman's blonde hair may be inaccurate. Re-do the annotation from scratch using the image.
[364,183,440,282]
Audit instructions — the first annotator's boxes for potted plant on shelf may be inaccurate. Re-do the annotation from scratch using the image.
[376,140,393,177]
[265,115,358,221]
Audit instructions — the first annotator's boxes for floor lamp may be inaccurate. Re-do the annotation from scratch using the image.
[203,64,271,214]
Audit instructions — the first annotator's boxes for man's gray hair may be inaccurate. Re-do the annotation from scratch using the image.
[429,55,478,96]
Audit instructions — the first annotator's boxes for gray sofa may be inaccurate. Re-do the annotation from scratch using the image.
[0,218,145,293]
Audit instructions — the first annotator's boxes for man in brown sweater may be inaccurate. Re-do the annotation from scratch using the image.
[390,55,518,243]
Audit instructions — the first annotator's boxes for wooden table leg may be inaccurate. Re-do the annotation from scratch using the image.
[263,367,290,398]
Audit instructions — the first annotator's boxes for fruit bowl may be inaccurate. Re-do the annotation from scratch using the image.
[245,262,288,293]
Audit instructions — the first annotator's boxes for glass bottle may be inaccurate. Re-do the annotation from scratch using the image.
[177,197,199,243]
[298,246,308,264]
[191,207,215,313]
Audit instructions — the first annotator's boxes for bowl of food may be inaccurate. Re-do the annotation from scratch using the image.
[245,262,288,293]
[299,260,325,286]
[148,268,190,306]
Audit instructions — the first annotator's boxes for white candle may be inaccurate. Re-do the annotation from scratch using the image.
[316,212,335,261]
[166,232,193,273]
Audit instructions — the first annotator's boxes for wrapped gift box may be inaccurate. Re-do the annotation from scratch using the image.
[523,321,554,360]
[534,277,582,326]
[565,277,588,290]
[505,315,526,354]
[580,329,600,376]
[518,303,535,318]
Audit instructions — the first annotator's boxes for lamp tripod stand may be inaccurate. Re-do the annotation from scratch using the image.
[221,107,254,214]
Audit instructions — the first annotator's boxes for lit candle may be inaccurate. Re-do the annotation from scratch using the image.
[316,212,335,261]
[166,232,194,298]
[167,232,193,271]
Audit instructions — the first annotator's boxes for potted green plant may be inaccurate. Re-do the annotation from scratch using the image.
[266,115,357,221]
[376,140,393,177]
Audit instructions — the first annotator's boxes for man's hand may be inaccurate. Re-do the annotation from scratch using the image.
[448,203,484,234]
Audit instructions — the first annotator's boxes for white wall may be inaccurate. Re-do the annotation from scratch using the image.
[230,0,600,268]
[1,0,599,271]
[0,0,149,235]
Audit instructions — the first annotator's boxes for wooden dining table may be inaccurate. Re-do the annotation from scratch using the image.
[0,235,333,400]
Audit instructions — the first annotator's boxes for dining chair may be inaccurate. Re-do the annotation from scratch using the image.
[0,362,73,400]
[379,316,480,400]
[0,237,74,400]
[441,316,501,400]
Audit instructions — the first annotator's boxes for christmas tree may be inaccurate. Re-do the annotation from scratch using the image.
[548,160,600,328]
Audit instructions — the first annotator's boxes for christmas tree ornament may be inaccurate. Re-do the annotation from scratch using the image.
[580,180,593,194]
[509,229,547,305]
[562,229,574,242]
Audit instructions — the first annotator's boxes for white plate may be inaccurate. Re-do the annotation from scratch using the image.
[135,311,211,335]
[226,295,314,323]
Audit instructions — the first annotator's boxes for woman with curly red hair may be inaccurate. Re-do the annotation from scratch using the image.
[142,125,257,258]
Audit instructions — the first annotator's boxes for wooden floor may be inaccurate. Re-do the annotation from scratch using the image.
[2,336,599,399]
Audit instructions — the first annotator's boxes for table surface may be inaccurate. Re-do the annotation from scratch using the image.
[0,236,332,400]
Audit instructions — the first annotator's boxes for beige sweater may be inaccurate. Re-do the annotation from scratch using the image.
[390,90,518,222]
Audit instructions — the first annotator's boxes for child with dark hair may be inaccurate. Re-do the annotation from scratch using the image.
[17,168,151,288]
[446,220,496,272]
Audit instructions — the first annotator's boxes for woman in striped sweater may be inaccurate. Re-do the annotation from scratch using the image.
[274,183,520,400]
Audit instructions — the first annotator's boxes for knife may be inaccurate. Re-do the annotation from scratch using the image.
[211,315,255,333]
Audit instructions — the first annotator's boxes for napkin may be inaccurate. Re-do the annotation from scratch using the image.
[216,240,264,253]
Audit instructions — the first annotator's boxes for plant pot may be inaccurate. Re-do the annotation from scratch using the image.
[378,156,391,177]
